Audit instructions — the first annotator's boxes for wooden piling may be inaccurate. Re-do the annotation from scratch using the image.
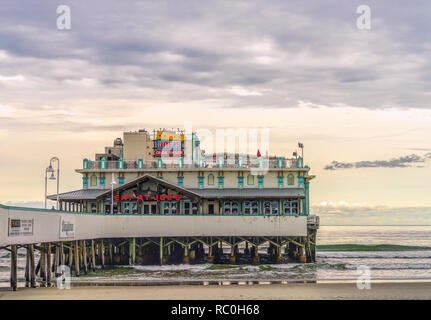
[46,243,52,286]
[82,240,88,274]
[25,245,30,287]
[74,240,80,276]
[10,245,17,291]
[109,241,113,265]
[100,240,105,269]
[40,245,46,287]
[91,240,96,271]
[29,244,36,288]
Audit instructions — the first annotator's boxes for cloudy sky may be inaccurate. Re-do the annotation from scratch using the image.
[1,0,430,225]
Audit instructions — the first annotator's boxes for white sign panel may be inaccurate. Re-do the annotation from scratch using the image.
[59,215,75,239]
[8,218,34,237]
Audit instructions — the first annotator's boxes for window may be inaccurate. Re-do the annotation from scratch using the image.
[183,201,198,215]
[278,176,284,188]
[283,199,299,215]
[122,201,137,214]
[238,176,244,188]
[198,176,204,188]
[243,200,259,214]
[258,176,264,188]
[288,174,294,185]
[263,200,279,215]
[177,176,184,187]
[223,201,240,214]
[90,174,97,186]
[90,202,97,213]
[207,174,215,185]
[99,177,105,188]
[142,204,156,214]
[298,176,304,187]
[163,201,177,215]
[218,176,224,189]
[247,174,254,185]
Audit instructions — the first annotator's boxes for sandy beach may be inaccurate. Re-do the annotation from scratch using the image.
[1,282,431,300]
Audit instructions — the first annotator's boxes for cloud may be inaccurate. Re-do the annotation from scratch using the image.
[0,0,430,112]
[324,154,430,170]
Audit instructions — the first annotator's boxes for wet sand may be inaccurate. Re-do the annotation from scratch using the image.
[1,282,431,300]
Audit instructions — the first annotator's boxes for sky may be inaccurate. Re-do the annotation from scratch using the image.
[0,0,431,225]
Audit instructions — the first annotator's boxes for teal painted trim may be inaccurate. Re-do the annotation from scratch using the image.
[119,158,124,170]
[177,176,184,187]
[83,158,89,169]
[218,157,224,168]
[101,157,106,170]
[217,176,224,188]
[298,176,304,188]
[198,176,204,188]
[199,157,205,168]
[82,177,88,189]
[277,176,284,188]
[119,177,125,186]
[257,176,264,188]
[258,157,263,168]
[238,157,243,168]
[138,158,143,169]
[297,157,303,168]
[157,158,163,169]
[100,177,105,188]
[237,176,244,188]
[178,157,184,168]
[277,157,283,168]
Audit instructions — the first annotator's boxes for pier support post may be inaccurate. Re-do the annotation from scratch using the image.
[299,246,307,263]
[82,241,88,274]
[40,245,46,287]
[74,241,80,276]
[159,237,164,265]
[46,243,52,287]
[252,245,259,264]
[91,240,96,271]
[100,240,105,269]
[10,245,17,291]
[183,245,189,263]
[29,244,36,288]
[207,245,214,263]
[25,245,30,287]
[109,241,113,265]
[129,238,136,265]
[59,242,64,266]
[229,245,236,264]
[277,246,284,263]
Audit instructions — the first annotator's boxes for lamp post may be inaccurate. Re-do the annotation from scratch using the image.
[111,172,117,214]
[46,157,60,210]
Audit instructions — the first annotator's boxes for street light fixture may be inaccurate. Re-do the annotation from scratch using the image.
[44,157,60,210]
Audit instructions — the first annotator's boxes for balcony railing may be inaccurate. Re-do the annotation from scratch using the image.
[82,157,303,170]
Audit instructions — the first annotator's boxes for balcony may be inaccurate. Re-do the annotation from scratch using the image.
[81,157,303,170]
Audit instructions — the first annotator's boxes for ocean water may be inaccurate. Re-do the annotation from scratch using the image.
[1,226,431,286]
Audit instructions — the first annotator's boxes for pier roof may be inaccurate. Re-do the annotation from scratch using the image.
[46,189,107,201]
